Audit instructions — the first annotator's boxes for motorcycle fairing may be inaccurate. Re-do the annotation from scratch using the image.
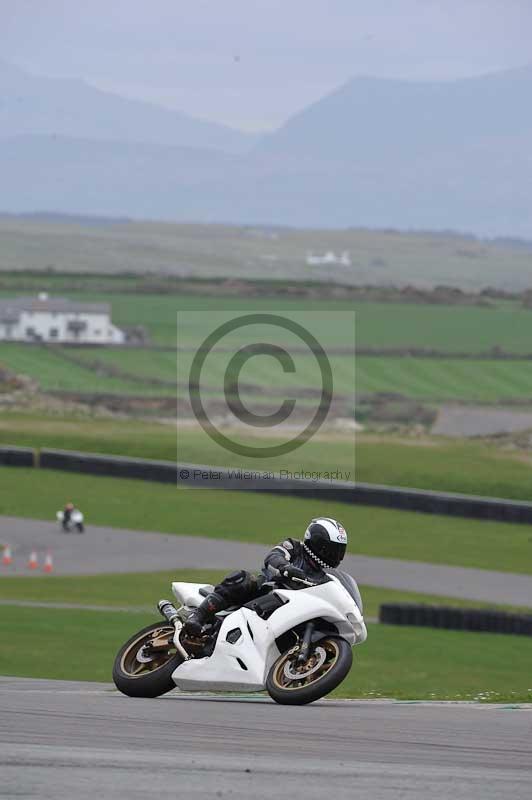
[172,606,275,692]
[172,582,214,608]
[171,580,365,693]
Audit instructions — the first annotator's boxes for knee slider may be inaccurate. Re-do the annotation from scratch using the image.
[223,570,247,586]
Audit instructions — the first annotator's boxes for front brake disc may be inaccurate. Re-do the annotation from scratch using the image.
[283,646,326,680]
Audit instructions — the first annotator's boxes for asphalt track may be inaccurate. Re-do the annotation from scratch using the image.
[0,517,532,606]
[1,677,531,800]
[2,515,532,606]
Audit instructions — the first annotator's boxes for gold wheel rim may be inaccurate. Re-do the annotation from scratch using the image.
[272,638,340,691]
[120,625,177,679]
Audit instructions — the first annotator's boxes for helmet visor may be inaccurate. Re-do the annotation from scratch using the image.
[325,541,346,568]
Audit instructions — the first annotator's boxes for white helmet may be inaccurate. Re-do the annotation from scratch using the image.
[303,517,348,568]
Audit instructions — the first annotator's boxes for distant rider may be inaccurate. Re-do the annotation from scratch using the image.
[184,517,349,636]
[62,502,75,530]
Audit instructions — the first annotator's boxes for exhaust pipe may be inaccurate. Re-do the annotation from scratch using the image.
[157,599,190,661]
[158,599,180,625]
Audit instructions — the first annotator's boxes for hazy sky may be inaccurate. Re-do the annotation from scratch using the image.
[2,1,531,130]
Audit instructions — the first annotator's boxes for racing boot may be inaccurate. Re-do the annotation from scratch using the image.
[183,593,225,637]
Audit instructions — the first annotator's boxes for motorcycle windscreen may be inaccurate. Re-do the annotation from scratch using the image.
[328,570,363,613]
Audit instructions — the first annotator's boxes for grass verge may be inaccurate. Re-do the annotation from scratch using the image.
[1,467,532,574]
[336,623,532,702]
[0,571,529,617]
[3,412,532,501]
[0,604,530,702]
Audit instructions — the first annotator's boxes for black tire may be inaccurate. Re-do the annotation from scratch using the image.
[76,523,84,533]
[266,637,352,706]
[112,621,184,698]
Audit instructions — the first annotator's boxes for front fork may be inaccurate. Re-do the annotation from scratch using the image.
[296,621,315,665]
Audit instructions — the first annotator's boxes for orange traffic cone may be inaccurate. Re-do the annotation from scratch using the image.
[28,549,38,570]
[43,552,53,574]
[1,545,13,566]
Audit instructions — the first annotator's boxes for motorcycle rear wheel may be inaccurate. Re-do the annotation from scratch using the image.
[266,637,352,705]
[113,621,183,698]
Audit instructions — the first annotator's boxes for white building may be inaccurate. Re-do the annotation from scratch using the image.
[0,293,125,345]
[306,251,351,267]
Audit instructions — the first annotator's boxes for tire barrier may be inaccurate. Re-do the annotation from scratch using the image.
[5,447,532,525]
[178,469,532,524]
[0,445,34,468]
[379,603,532,636]
[345,482,532,525]
[39,449,177,483]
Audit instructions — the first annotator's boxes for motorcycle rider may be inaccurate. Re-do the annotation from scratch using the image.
[62,502,75,530]
[184,517,348,637]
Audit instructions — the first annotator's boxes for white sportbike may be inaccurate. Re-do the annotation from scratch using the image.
[56,509,84,533]
[113,572,367,705]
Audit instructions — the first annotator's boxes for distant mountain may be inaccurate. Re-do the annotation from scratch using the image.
[257,65,532,161]
[1,63,532,236]
[0,135,235,219]
[0,60,256,154]
[248,65,532,235]
[0,210,132,226]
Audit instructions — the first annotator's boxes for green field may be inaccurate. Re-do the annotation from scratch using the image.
[1,466,532,574]
[1,604,529,701]
[357,356,532,401]
[2,413,532,500]
[3,283,532,407]
[0,343,167,395]
[4,278,532,414]
[2,287,532,352]
[5,339,532,404]
[1,570,528,616]
[72,346,532,403]
[2,218,532,293]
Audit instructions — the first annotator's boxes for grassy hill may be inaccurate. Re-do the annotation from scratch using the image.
[2,219,532,290]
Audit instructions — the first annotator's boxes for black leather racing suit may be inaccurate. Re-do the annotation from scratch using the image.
[207,538,329,611]
[62,506,72,530]
[263,538,330,584]
[184,538,332,634]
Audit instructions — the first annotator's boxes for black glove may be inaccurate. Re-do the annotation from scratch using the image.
[183,616,203,638]
[280,564,307,582]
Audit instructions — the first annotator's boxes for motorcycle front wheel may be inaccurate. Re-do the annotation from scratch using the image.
[112,621,183,698]
[266,637,352,705]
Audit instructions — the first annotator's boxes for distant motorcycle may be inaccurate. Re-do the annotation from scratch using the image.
[112,571,367,705]
[56,509,84,533]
